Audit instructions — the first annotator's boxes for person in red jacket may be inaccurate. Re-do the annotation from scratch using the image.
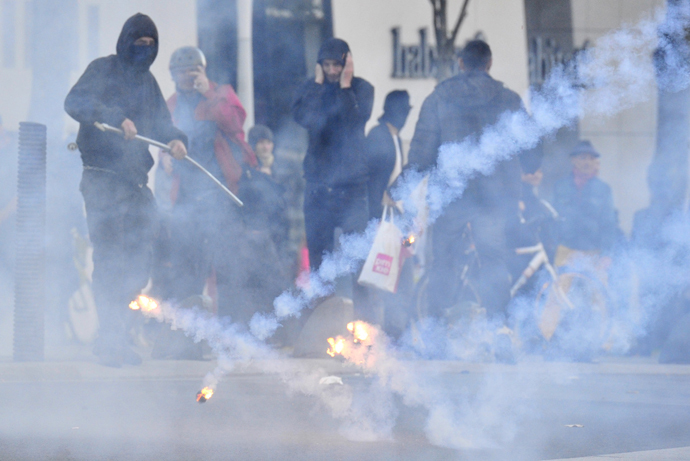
[155,46,260,330]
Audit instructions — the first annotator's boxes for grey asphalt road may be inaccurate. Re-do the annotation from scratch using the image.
[1,359,689,461]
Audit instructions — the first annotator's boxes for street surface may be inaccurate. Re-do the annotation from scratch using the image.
[1,357,689,460]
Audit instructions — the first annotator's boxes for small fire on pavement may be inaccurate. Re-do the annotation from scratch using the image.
[327,321,373,358]
[196,387,214,403]
[129,294,159,312]
[327,336,346,357]
[347,321,369,342]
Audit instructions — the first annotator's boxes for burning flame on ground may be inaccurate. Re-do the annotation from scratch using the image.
[327,336,346,357]
[347,321,369,342]
[327,321,374,359]
[196,387,214,403]
[129,294,159,312]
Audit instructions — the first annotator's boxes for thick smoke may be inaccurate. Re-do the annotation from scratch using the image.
[136,4,690,451]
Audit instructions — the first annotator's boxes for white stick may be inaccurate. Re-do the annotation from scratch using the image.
[94,122,243,207]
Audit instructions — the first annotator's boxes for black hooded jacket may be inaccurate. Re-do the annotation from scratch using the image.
[65,13,186,186]
[406,70,524,210]
[292,77,374,187]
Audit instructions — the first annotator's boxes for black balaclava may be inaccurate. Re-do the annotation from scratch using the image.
[116,13,159,72]
[379,90,411,130]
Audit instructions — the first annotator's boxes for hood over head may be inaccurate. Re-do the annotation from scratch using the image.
[379,90,411,129]
[318,38,350,65]
[116,13,159,72]
[248,125,274,149]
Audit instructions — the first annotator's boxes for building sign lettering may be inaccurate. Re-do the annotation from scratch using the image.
[528,36,590,86]
[391,27,461,79]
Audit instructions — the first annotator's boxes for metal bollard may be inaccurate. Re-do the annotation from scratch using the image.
[13,122,47,362]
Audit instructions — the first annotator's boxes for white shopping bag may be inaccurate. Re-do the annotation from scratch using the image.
[358,207,404,293]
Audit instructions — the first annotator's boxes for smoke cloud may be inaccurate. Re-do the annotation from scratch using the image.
[119,3,690,453]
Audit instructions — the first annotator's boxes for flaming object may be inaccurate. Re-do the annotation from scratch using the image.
[347,321,369,342]
[129,294,158,312]
[327,336,346,357]
[327,321,374,359]
[196,387,214,403]
[402,234,416,247]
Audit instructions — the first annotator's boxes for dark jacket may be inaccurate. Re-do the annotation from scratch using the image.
[65,14,186,187]
[366,122,398,219]
[406,70,524,210]
[553,175,620,252]
[507,183,559,249]
[292,77,374,187]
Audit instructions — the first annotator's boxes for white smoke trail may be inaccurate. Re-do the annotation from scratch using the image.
[142,4,690,451]
[139,301,393,435]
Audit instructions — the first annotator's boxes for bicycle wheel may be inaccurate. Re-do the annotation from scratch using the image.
[413,273,430,322]
[535,268,611,360]
[412,268,483,325]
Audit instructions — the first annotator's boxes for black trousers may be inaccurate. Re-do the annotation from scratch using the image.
[427,199,512,321]
[80,169,156,350]
[303,182,373,321]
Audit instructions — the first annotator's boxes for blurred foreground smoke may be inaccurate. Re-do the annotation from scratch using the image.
[13,122,46,362]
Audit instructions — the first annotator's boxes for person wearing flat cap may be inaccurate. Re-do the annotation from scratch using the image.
[65,13,188,367]
[152,45,266,344]
[552,140,621,261]
[292,37,374,318]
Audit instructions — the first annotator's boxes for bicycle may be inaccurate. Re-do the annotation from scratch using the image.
[510,242,612,359]
[411,222,612,359]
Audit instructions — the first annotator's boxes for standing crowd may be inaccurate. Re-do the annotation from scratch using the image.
[65,14,623,366]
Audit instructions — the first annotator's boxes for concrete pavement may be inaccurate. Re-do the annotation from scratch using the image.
[1,356,689,460]
[547,446,690,460]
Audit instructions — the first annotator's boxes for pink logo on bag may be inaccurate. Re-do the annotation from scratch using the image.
[372,253,393,275]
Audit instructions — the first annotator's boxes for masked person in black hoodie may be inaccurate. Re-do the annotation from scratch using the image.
[65,13,187,367]
[402,40,524,325]
[292,38,375,318]
[366,90,412,221]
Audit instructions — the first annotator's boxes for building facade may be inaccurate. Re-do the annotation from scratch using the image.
[0,0,674,232]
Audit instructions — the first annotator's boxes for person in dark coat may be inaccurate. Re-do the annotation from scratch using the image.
[248,125,275,176]
[64,13,188,367]
[366,90,412,220]
[292,38,374,318]
[553,140,620,255]
[403,40,524,322]
[506,144,559,291]
[364,90,413,336]
[245,125,290,250]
